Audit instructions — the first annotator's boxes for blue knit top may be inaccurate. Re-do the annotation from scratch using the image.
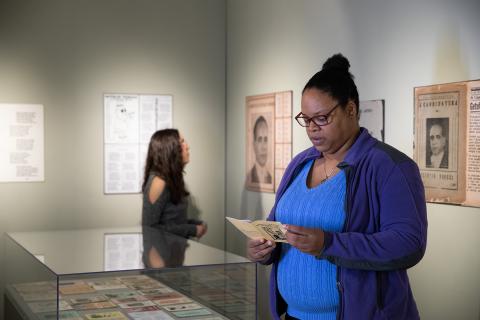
[276,159,346,320]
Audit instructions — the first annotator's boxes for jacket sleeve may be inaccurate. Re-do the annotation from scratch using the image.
[319,161,428,271]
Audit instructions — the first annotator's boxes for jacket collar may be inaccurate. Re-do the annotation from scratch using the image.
[297,128,376,167]
[342,127,377,166]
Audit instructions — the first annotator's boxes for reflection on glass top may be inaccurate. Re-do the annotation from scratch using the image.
[6,226,248,275]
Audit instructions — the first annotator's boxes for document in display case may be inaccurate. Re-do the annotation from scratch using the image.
[4,227,256,320]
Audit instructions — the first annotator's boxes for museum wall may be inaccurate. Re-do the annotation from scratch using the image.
[225,0,480,319]
[0,0,226,318]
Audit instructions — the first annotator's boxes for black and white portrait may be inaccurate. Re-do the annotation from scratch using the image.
[246,94,275,192]
[249,116,272,184]
[425,117,449,169]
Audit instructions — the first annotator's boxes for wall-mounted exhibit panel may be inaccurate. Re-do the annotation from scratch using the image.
[414,80,480,206]
[245,91,292,193]
[104,94,173,194]
[359,99,385,142]
[0,104,44,182]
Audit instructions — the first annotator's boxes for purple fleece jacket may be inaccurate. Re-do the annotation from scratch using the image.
[266,128,427,320]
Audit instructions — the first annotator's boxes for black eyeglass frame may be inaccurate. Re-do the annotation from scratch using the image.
[294,103,341,127]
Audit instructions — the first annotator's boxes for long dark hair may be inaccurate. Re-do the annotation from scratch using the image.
[142,129,189,204]
[303,53,359,114]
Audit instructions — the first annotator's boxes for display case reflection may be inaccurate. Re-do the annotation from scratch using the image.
[103,227,188,271]
[142,226,188,269]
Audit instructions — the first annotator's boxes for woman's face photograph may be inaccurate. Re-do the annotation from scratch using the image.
[301,88,353,154]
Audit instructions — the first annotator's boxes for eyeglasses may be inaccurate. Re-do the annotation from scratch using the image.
[295,103,341,127]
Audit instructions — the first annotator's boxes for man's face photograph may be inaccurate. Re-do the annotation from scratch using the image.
[429,124,446,155]
[246,101,278,192]
[254,119,268,167]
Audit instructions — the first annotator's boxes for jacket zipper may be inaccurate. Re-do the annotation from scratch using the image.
[336,277,344,320]
[336,164,351,320]
[376,271,384,310]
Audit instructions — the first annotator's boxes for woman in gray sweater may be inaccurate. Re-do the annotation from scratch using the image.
[142,129,207,239]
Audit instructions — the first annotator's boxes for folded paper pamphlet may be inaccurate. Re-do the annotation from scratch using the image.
[226,217,287,242]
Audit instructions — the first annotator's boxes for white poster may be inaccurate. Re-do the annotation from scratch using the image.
[0,104,44,182]
[359,99,385,141]
[104,94,172,194]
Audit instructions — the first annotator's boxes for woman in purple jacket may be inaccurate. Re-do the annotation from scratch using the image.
[247,54,427,320]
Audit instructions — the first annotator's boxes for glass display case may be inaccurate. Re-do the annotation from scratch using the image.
[4,226,256,320]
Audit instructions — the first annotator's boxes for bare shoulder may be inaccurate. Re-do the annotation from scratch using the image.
[148,176,166,204]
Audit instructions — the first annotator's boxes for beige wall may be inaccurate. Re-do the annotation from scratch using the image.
[0,0,225,318]
[226,0,480,319]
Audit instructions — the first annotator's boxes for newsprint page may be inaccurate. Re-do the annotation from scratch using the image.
[414,80,480,206]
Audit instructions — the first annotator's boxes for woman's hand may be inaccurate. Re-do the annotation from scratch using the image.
[195,223,208,238]
[247,238,276,263]
[285,225,325,256]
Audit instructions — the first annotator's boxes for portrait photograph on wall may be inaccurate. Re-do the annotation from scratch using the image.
[425,117,449,169]
[245,91,292,193]
[414,80,480,207]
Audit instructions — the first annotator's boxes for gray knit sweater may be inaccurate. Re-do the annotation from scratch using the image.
[142,174,199,238]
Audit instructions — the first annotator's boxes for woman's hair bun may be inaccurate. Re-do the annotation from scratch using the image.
[322,53,350,73]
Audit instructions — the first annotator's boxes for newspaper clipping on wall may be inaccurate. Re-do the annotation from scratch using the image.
[414,80,480,207]
[466,81,480,206]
